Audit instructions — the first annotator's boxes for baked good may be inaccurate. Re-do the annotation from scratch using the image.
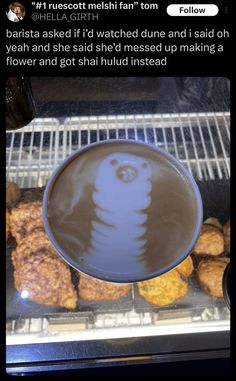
[21,187,45,203]
[196,258,228,298]
[203,217,223,231]
[78,273,131,301]
[11,229,52,268]
[6,209,10,240]
[193,224,225,256]
[224,220,230,254]
[10,201,43,243]
[6,181,20,208]
[175,255,193,277]
[14,252,77,309]
[137,270,188,306]
[12,230,77,309]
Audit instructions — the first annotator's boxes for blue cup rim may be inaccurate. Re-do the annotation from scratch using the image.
[43,139,203,283]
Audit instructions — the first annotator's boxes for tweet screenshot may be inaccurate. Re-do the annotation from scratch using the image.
[4,0,231,376]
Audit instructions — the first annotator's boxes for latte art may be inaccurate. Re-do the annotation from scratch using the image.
[45,141,201,281]
[87,153,152,262]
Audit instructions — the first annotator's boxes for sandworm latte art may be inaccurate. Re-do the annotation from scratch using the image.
[86,153,152,264]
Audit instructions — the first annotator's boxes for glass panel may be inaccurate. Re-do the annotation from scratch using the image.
[6,78,230,346]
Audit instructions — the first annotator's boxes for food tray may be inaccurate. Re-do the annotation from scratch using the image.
[133,270,225,313]
[6,178,229,319]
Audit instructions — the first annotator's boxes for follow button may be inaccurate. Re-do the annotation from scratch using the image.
[167,4,219,16]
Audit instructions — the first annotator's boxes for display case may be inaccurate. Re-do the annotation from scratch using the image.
[6,78,230,375]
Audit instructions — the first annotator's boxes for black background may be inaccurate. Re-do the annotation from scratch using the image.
[2,0,232,76]
[1,0,233,377]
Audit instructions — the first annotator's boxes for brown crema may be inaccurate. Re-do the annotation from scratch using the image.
[45,141,200,281]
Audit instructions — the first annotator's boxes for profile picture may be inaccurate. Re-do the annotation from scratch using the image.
[6,2,26,22]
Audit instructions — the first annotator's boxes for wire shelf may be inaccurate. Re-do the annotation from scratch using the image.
[6,112,230,188]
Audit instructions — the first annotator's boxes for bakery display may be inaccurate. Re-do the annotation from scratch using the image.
[6,190,230,311]
[79,273,131,301]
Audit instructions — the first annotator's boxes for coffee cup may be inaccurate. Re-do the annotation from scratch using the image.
[6,77,36,130]
[43,140,202,283]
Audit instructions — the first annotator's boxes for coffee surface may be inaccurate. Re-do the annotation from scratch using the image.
[46,142,199,280]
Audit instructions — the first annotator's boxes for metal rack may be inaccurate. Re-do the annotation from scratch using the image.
[6,112,230,187]
[6,306,230,345]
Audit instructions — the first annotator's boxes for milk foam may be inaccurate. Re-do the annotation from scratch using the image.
[87,153,152,261]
